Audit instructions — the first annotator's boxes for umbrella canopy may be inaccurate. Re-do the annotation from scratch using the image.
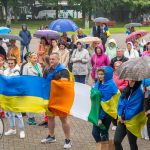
[34,30,59,39]
[0,27,11,34]
[94,17,109,23]
[77,36,101,44]
[0,34,22,41]
[48,19,79,32]
[124,23,142,28]
[117,56,150,81]
[126,30,147,43]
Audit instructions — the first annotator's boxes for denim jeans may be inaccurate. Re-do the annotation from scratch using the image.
[6,112,24,129]
[74,75,86,84]
[114,122,138,150]
[92,117,111,142]
[20,44,29,62]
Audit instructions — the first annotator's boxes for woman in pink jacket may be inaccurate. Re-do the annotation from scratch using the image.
[113,61,128,92]
[142,41,150,57]
[91,43,110,81]
[112,61,128,131]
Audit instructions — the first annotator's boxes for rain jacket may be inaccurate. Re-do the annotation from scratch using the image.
[124,42,139,59]
[91,44,110,80]
[19,24,31,46]
[71,42,89,75]
[142,51,150,57]
[106,39,118,60]
[113,72,128,92]
[94,66,119,119]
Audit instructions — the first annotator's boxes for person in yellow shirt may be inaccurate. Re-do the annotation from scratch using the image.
[7,40,20,64]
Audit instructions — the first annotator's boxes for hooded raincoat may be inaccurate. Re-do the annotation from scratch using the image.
[91,44,110,80]
[124,42,139,59]
[106,39,118,60]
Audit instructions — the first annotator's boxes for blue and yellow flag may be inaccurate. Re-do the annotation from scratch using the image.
[0,75,50,113]
[118,86,147,138]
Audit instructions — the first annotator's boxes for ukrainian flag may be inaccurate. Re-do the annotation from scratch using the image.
[0,75,50,113]
[118,86,147,138]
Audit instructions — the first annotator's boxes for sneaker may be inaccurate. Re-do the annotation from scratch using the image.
[31,118,37,125]
[64,139,72,149]
[27,118,37,125]
[145,137,149,140]
[41,135,56,143]
[20,131,25,139]
[38,121,48,126]
[5,129,16,136]
[27,118,32,125]
[112,126,117,131]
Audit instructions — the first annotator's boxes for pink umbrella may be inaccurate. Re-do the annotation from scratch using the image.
[126,30,148,43]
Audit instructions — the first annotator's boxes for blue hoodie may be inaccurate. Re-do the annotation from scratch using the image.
[19,24,32,46]
[94,66,118,119]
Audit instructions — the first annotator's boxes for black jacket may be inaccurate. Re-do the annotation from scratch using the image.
[110,56,128,68]
[0,46,6,59]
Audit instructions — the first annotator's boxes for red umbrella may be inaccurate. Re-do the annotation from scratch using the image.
[126,30,148,43]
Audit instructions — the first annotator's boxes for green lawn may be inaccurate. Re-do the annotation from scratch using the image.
[0,20,149,35]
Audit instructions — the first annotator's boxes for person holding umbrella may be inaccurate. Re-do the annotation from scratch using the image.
[115,57,150,149]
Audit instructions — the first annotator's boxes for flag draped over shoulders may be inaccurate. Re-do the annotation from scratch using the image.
[94,79,120,119]
[118,86,147,137]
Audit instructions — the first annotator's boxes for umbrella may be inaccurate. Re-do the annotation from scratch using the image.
[34,30,59,39]
[48,19,79,32]
[77,36,101,44]
[124,23,142,28]
[0,27,11,34]
[94,17,109,23]
[126,30,147,43]
[0,34,22,41]
[117,56,150,81]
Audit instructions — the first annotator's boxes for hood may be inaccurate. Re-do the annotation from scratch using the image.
[100,66,113,82]
[126,41,134,50]
[108,39,117,48]
[95,43,104,55]
[22,24,27,30]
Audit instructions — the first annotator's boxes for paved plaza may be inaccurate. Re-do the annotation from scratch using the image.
[0,33,150,150]
[0,115,150,150]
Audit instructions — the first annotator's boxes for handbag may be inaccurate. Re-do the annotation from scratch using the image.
[96,140,115,150]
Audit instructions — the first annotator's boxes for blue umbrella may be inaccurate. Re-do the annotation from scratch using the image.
[0,27,11,34]
[48,19,79,32]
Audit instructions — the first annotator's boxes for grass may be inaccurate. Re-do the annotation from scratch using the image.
[0,20,150,35]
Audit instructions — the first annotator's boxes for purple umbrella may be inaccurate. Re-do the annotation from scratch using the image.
[34,30,59,39]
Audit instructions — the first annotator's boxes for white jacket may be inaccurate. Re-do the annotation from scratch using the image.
[4,65,20,76]
[124,42,139,59]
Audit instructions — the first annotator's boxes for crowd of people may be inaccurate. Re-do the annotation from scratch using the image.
[0,23,149,149]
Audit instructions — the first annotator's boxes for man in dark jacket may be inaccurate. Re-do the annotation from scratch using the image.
[91,25,107,51]
[110,48,128,68]
[19,24,31,62]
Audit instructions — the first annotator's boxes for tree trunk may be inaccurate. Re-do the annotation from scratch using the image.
[55,0,59,19]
